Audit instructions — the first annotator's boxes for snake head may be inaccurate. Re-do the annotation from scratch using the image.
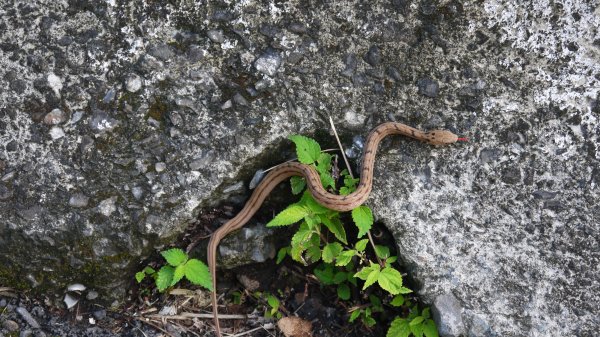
[424,130,459,145]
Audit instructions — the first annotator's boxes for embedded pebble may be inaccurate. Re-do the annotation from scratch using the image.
[432,293,465,337]
[207,29,225,43]
[221,100,233,110]
[233,93,249,106]
[43,109,67,125]
[49,127,65,140]
[69,194,89,208]
[16,307,41,329]
[89,111,118,132]
[0,184,13,200]
[103,88,116,103]
[2,319,19,332]
[125,74,142,92]
[97,197,117,217]
[254,51,282,76]
[155,162,166,172]
[47,73,62,96]
[363,45,381,66]
[417,77,440,98]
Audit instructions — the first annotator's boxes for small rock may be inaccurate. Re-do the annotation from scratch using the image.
[131,186,144,200]
[20,330,33,337]
[47,73,62,96]
[16,307,41,329]
[69,111,84,124]
[254,51,282,76]
[89,110,119,133]
[207,29,225,43]
[417,78,440,98]
[248,169,265,189]
[49,126,65,140]
[148,43,174,61]
[43,109,67,125]
[155,162,166,172]
[532,190,558,200]
[67,283,86,292]
[103,88,116,103]
[432,293,466,337]
[92,309,106,320]
[363,45,381,66]
[125,74,142,93]
[97,197,117,217]
[64,293,79,309]
[0,184,13,200]
[221,100,233,110]
[233,93,249,106]
[502,167,521,185]
[288,22,307,34]
[2,319,19,332]
[86,290,99,300]
[69,193,89,208]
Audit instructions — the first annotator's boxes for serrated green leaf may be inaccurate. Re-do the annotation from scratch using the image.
[305,235,322,263]
[319,172,335,189]
[339,186,351,195]
[410,317,425,337]
[267,204,309,227]
[378,267,404,295]
[321,216,347,244]
[156,265,175,292]
[322,242,343,263]
[390,295,405,307]
[333,271,348,284]
[364,268,380,290]
[374,245,390,259]
[422,308,431,319]
[410,316,424,327]
[314,264,335,285]
[369,294,383,311]
[316,153,332,174]
[398,286,413,294]
[335,250,356,266]
[289,135,321,164]
[184,259,212,290]
[387,317,411,337]
[305,214,321,229]
[355,239,369,252]
[352,206,373,238]
[337,283,351,300]
[423,319,439,337]
[349,309,361,322]
[387,256,398,264]
[290,176,306,195]
[363,313,377,327]
[354,263,379,280]
[143,266,156,275]
[276,247,289,264]
[161,248,188,267]
[300,191,329,215]
[171,264,186,286]
[135,271,145,283]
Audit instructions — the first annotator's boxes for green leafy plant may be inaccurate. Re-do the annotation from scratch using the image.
[269,134,439,337]
[136,248,212,292]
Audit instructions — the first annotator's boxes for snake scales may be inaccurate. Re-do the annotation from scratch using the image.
[207,122,463,336]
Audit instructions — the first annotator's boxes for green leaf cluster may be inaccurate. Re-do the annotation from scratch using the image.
[270,134,439,337]
[136,248,212,292]
[387,307,439,337]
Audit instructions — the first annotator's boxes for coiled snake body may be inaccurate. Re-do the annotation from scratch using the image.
[207,122,462,336]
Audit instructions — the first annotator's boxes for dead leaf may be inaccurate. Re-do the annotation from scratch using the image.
[278,316,312,337]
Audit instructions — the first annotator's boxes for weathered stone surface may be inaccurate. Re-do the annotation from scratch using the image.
[0,1,597,336]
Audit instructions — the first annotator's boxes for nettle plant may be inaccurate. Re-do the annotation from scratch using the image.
[136,248,212,293]
[268,135,439,337]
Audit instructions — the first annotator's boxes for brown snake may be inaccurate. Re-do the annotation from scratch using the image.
[207,122,464,336]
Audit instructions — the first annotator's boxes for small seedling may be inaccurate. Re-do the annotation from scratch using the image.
[136,248,212,292]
